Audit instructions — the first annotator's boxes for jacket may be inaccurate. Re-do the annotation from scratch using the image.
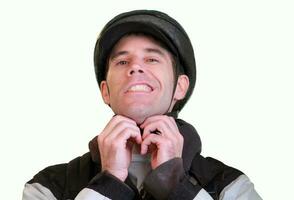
[23,118,262,200]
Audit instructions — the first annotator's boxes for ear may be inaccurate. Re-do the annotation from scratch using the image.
[100,80,110,105]
[174,74,189,101]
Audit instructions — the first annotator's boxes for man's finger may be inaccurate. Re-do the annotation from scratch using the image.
[104,121,141,142]
[102,115,137,136]
[141,115,176,129]
[141,134,165,155]
[115,128,142,146]
[142,120,172,140]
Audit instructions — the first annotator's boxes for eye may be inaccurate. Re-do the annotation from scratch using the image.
[116,60,128,66]
[146,58,159,63]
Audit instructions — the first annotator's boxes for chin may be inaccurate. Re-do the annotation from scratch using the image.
[123,109,150,124]
[112,102,167,124]
[116,105,153,124]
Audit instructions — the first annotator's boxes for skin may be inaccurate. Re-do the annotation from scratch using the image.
[98,35,189,181]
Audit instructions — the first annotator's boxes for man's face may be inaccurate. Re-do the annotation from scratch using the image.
[100,35,188,124]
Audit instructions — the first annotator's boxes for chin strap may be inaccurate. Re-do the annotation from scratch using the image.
[105,83,112,108]
[164,74,180,116]
[166,110,179,119]
[165,54,183,115]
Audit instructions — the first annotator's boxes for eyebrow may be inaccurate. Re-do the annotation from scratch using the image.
[109,47,166,61]
[109,51,129,61]
[144,48,165,56]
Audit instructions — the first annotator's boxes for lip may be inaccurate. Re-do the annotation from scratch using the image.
[125,82,154,93]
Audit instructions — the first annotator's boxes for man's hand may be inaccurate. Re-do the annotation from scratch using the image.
[97,115,142,181]
[140,115,184,169]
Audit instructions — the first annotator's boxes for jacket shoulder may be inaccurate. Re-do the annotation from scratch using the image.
[190,154,243,199]
[27,152,95,199]
[28,163,68,199]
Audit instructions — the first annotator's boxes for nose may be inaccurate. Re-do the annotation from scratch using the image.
[127,63,144,76]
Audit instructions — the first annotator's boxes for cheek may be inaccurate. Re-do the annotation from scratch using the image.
[106,74,124,95]
[164,80,175,97]
[107,68,125,83]
[160,69,174,93]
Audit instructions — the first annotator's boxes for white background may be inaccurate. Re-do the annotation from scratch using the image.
[0,0,293,199]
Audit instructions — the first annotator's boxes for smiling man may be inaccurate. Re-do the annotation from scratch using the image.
[23,10,262,200]
[101,34,188,124]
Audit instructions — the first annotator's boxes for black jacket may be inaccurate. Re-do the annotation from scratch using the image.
[23,118,261,200]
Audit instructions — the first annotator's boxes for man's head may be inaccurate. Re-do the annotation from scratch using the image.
[100,34,189,124]
[94,10,196,123]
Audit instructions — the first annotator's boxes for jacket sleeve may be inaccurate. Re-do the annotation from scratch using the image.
[23,183,58,200]
[75,171,135,200]
[23,171,135,200]
[192,175,262,200]
[22,182,111,200]
[143,158,205,200]
[143,158,262,200]
[218,174,262,200]
[22,161,135,200]
[22,164,66,200]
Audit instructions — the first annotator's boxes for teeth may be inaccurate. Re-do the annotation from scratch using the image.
[128,84,152,92]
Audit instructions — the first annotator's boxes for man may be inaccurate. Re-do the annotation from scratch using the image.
[23,10,262,200]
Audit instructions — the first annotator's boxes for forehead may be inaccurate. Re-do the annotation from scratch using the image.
[109,34,173,59]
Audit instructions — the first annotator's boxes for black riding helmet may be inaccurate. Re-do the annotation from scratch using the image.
[94,10,196,113]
